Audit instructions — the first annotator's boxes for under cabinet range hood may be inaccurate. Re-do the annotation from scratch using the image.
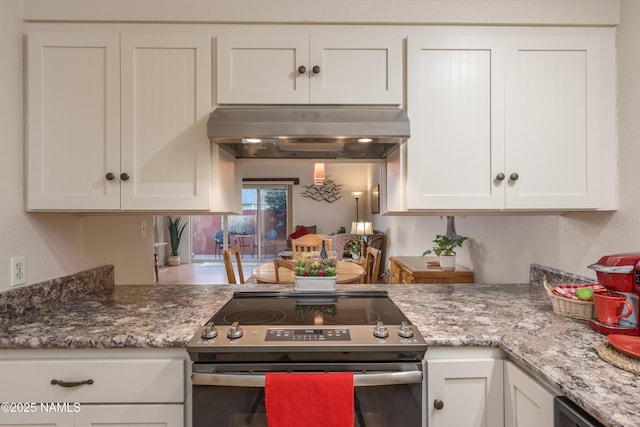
[207,107,409,159]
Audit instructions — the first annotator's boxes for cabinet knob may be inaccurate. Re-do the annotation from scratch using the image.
[495,173,505,181]
[298,65,307,74]
[434,399,444,410]
[510,172,519,181]
[312,65,321,74]
[105,172,115,181]
[120,172,130,181]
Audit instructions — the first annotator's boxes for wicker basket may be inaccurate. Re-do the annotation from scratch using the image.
[544,280,594,320]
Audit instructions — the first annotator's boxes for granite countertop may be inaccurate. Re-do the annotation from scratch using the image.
[0,277,636,426]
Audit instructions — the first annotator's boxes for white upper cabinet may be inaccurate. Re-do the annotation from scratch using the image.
[27,32,214,211]
[216,31,402,105]
[27,32,122,211]
[405,27,616,211]
[503,35,606,210]
[407,35,505,210]
[120,34,211,211]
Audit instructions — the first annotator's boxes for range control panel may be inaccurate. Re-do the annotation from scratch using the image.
[266,328,351,341]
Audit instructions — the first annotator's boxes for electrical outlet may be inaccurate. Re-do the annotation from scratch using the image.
[141,220,147,238]
[11,256,26,286]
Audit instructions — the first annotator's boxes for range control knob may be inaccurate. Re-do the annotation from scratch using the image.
[227,322,244,340]
[201,324,218,340]
[373,321,390,339]
[397,321,414,338]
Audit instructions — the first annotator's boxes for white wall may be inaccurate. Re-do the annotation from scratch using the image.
[1,0,631,289]
[0,1,90,291]
[241,160,372,236]
[556,0,640,279]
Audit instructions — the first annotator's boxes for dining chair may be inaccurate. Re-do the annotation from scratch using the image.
[223,246,245,284]
[364,246,382,284]
[291,234,332,259]
[274,258,295,283]
[214,230,227,258]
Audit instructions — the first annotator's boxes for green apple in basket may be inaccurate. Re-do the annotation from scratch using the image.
[575,288,594,301]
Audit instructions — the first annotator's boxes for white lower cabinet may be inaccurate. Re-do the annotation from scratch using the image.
[425,347,504,427]
[0,349,187,427]
[0,412,73,426]
[504,360,558,427]
[74,405,183,427]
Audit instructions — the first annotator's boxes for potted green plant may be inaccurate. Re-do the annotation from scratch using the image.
[167,216,187,266]
[422,234,469,270]
[345,239,362,261]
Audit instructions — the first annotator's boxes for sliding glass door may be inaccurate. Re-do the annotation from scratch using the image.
[191,183,290,261]
[242,184,289,260]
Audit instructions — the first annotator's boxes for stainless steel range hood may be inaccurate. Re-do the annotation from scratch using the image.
[207,107,409,159]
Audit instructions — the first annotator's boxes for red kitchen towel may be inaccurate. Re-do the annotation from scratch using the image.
[265,372,354,427]
[552,283,605,300]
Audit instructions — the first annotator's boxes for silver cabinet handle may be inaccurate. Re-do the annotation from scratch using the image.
[297,65,306,74]
[192,371,422,388]
[496,173,505,181]
[510,172,519,181]
[51,379,94,388]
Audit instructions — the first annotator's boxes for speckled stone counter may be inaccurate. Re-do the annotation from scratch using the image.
[0,264,635,427]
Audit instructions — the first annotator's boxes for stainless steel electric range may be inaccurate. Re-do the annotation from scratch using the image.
[187,291,427,427]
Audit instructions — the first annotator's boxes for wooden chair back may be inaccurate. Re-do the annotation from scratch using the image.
[223,246,245,284]
[291,234,332,259]
[274,258,295,283]
[365,246,382,284]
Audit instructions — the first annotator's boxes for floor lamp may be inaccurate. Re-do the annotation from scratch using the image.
[350,191,370,258]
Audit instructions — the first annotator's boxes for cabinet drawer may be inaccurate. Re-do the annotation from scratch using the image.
[0,359,184,403]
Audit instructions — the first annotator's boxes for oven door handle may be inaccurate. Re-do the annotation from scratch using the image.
[192,371,423,388]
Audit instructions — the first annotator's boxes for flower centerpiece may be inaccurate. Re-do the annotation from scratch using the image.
[293,258,337,291]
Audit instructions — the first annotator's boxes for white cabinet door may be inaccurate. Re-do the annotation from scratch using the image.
[120,34,211,210]
[407,35,505,210]
[216,33,310,104]
[504,35,604,210]
[0,411,72,426]
[308,34,402,104]
[427,357,504,427]
[26,32,121,211]
[504,361,557,427]
[217,31,402,104]
[405,28,615,211]
[74,404,183,427]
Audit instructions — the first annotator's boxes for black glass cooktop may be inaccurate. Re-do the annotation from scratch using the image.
[207,291,411,326]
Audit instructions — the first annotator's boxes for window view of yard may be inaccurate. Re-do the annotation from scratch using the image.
[191,185,289,261]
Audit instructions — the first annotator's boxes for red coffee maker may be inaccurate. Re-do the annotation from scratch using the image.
[588,253,640,336]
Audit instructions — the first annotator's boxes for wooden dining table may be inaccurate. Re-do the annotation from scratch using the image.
[252,259,366,284]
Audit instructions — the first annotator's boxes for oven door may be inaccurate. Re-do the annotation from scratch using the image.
[192,362,424,427]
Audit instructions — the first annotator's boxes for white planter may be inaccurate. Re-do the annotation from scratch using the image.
[167,255,181,266]
[294,276,337,292]
[439,255,456,270]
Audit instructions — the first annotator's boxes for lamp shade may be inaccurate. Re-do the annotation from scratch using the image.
[313,163,325,185]
[351,221,373,235]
